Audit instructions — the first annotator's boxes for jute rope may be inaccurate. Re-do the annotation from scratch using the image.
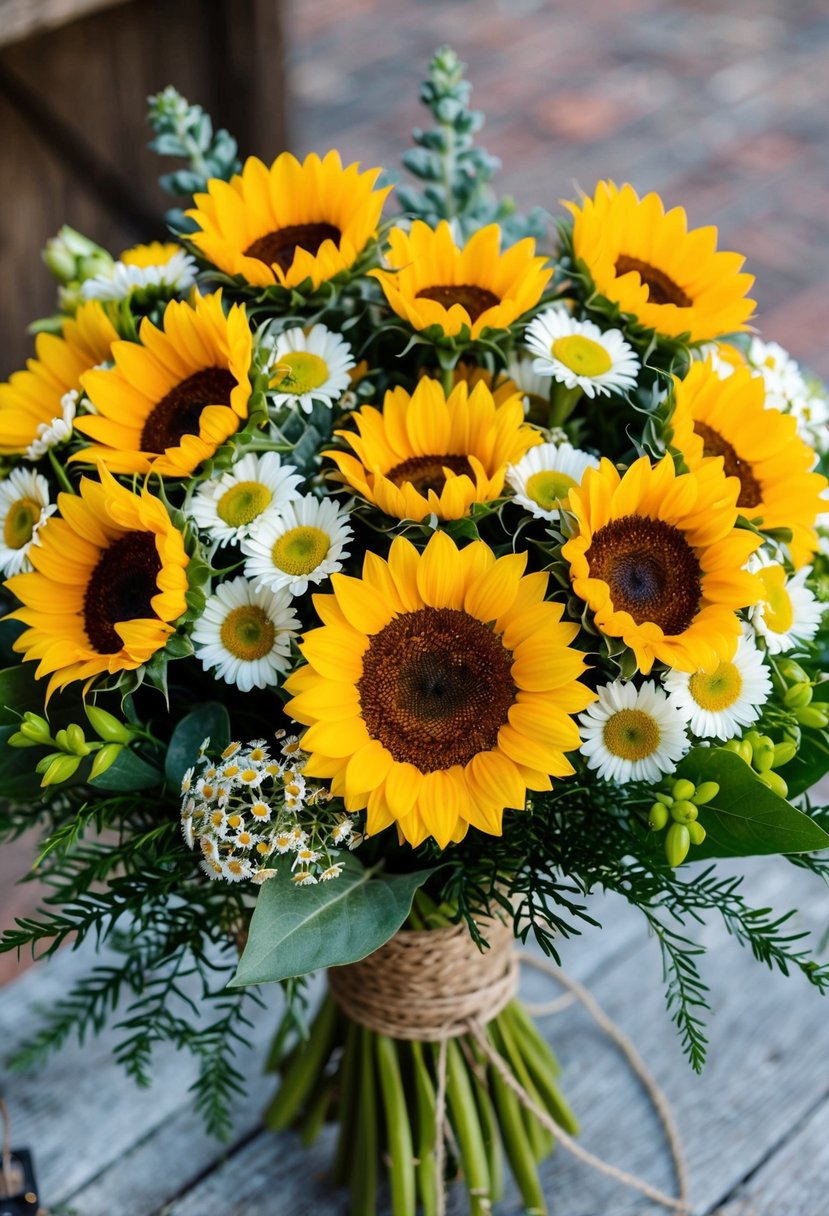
[329,921,691,1215]
[0,1098,21,1198]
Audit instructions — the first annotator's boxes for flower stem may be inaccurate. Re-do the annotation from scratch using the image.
[48,447,75,495]
[376,1034,416,1216]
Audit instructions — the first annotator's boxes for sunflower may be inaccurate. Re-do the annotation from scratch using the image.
[0,302,118,458]
[73,292,252,477]
[670,360,827,567]
[5,467,189,696]
[564,181,755,342]
[186,151,390,291]
[370,220,551,339]
[325,377,540,521]
[562,454,761,674]
[284,529,593,848]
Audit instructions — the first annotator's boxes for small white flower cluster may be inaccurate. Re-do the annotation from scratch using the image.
[180,734,360,886]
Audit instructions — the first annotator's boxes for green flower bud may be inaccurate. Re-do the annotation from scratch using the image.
[778,659,810,685]
[85,704,133,744]
[7,731,39,748]
[752,737,775,773]
[691,781,719,805]
[687,821,707,846]
[89,742,123,781]
[772,740,797,769]
[65,723,91,756]
[743,729,762,747]
[53,728,70,753]
[35,751,62,775]
[672,778,696,802]
[40,753,82,787]
[653,790,674,806]
[784,682,813,709]
[757,769,789,798]
[648,803,669,831]
[795,704,829,730]
[665,823,691,867]
[20,713,53,745]
[671,800,698,824]
[42,226,112,285]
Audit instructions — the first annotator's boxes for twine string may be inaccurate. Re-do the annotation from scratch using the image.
[0,1098,17,1198]
[330,921,691,1216]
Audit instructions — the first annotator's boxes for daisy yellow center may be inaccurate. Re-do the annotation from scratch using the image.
[586,515,701,635]
[140,367,236,453]
[602,708,660,760]
[694,422,763,510]
[272,351,330,395]
[271,525,330,576]
[387,453,475,496]
[357,607,516,771]
[217,481,273,527]
[525,470,577,511]
[688,661,743,711]
[415,284,501,323]
[244,222,341,273]
[83,531,161,654]
[615,255,693,308]
[758,566,794,634]
[4,497,41,549]
[551,335,612,378]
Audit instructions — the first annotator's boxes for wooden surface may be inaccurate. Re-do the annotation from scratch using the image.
[0,0,132,49]
[1,857,828,1216]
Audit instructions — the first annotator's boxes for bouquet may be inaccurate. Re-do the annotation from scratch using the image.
[2,46,829,1216]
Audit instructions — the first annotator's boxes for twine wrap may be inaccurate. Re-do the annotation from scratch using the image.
[327,920,690,1215]
[328,917,517,1041]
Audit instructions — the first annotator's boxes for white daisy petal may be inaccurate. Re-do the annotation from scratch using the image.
[189,451,304,547]
[0,468,56,576]
[663,629,772,740]
[267,323,355,414]
[578,679,690,784]
[241,494,352,597]
[506,441,599,521]
[192,575,301,690]
[524,308,640,399]
[81,249,197,302]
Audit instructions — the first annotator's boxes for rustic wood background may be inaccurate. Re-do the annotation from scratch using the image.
[0,0,286,377]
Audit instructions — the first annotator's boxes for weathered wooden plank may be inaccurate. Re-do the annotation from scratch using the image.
[0,0,131,49]
[713,1095,829,1216]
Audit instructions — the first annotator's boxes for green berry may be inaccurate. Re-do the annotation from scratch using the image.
[653,790,674,807]
[672,778,696,802]
[665,823,691,868]
[648,803,669,831]
[778,659,810,685]
[756,769,789,798]
[752,737,775,773]
[784,682,813,709]
[772,740,797,769]
[795,704,829,730]
[691,781,719,805]
[670,800,699,824]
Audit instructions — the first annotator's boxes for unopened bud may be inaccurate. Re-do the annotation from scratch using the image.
[757,769,789,798]
[89,742,123,780]
[784,682,813,710]
[40,753,82,787]
[85,704,133,744]
[671,800,698,824]
[648,803,669,831]
[65,723,90,756]
[691,781,719,805]
[665,823,691,868]
[772,740,797,769]
[688,822,707,846]
[752,737,775,773]
[672,779,696,802]
[795,704,829,730]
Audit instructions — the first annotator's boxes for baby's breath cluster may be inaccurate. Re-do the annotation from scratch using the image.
[180,733,358,885]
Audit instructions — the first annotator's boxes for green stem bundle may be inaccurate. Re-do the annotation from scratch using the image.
[264,990,577,1215]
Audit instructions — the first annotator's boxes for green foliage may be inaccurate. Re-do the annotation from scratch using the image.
[232,856,434,985]
[164,703,231,786]
[147,86,240,232]
[397,46,548,244]
[676,747,829,857]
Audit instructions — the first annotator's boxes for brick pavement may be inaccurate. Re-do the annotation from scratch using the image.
[3,0,829,981]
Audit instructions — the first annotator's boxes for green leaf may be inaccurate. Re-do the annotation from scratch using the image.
[0,664,44,726]
[0,725,44,800]
[230,856,435,986]
[677,747,829,858]
[89,748,163,792]
[164,703,231,786]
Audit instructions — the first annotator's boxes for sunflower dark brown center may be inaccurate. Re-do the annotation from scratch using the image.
[386,454,475,496]
[615,255,692,308]
[83,531,162,654]
[586,515,701,635]
[694,421,763,510]
[140,367,236,453]
[415,284,500,322]
[244,222,341,273]
[358,607,516,770]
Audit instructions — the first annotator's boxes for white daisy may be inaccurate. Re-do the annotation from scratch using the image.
[749,558,823,654]
[505,350,553,412]
[506,441,599,521]
[81,245,197,302]
[242,495,353,597]
[524,308,640,399]
[189,452,304,547]
[192,576,300,691]
[663,631,772,740]
[221,856,254,883]
[0,468,56,576]
[579,680,690,784]
[268,324,355,414]
[25,389,78,461]
[746,338,807,411]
